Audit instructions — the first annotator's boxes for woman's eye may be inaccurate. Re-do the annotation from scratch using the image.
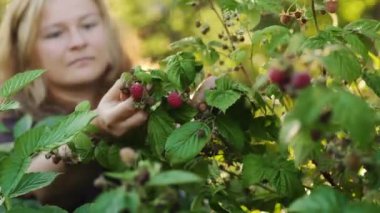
[44,31,62,39]
[82,22,97,30]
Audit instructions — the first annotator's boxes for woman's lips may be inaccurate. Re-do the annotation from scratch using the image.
[68,57,95,67]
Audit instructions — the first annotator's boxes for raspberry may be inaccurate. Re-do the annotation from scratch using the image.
[325,0,338,13]
[129,82,144,101]
[291,72,311,89]
[198,102,208,112]
[135,169,150,185]
[280,14,292,25]
[167,92,183,109]
[268,68,290,87]
[293,11,302,19]
[119,147,137,167]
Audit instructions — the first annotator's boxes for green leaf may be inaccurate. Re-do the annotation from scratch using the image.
[0,100,20,112]
[10,172,59,198]
[147,170,202,186]
[8,206,67,213]
[205,90,241,113]
[14,110,97,157]
[252,0,283,13]
[344,19,380,40]
[288,186,348,213]
[165,52,198,90]
[230,48,248,63]
[321,48,361,82]
[301,27,342,49]
[169,102,198,124]
[290,130,321,167]
[215,114,246,151]
[285,87,375,149]
[165,121,211,164]
[0,153,31,196]
[75,187,128,213]
[202,47,219,66]
[251,25,290,55]
[332,90,375,148]
[94,141,124,171]
[75,101,91,112]
[148,108,175,158]
[242,154,304,199]
[343,33,369,61]
[344,202,380,213]
[13,114,33,138]
[363,72,380,98]
[240,6,261,29]
[71,132,94,163]
[286,87,335,127]
[216,0,239,10]
[250,116,280,141]
[133,66,152,84]
[170,36,204,50]
[0,70,45,98]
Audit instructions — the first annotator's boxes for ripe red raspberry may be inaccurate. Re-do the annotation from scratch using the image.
[129,82,144,101]
[167,92,183,109]
[291,72,311,89]
[268,68,290,87]
[325,0,338,13]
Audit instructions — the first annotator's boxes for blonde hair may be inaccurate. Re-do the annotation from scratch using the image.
[0,0,130,118]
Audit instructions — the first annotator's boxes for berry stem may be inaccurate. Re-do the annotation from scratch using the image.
[312,160,337,187]
[353,81,364,99]
[208,0,234,50]
[311,0,320,32]
[208,0,254,85]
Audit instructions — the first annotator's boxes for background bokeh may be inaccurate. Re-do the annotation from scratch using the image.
[0,0,379,63]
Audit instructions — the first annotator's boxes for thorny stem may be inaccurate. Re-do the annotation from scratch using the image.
[311,0,320,32]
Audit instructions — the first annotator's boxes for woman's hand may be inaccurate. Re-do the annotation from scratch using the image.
[191,76,217,107]
[93,80,148,137]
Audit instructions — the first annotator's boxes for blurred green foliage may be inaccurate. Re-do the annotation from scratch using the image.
[107,0,380,59]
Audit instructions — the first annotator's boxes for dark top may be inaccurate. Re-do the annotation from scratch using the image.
[0,111,22,143]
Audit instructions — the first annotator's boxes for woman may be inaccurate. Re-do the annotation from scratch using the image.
[0,0,148,209]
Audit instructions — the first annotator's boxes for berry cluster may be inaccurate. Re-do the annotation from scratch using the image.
[119,72,185,110]
[280,9,307,26]
[268,67,311,92]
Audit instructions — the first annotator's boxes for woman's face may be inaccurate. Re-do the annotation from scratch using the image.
[35,0,110,88]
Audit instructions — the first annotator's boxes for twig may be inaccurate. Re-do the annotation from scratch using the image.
[312,160,337,187]
[311,0,320,32]
[208,0,234,48]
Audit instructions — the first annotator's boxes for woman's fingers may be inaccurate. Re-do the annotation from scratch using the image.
[191,76,217,107]
[112,111,148,137]
[102,79,123,102]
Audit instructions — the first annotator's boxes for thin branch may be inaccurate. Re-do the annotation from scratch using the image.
[311,0,320,32]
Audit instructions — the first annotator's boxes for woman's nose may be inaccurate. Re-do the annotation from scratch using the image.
[68,28,87,50]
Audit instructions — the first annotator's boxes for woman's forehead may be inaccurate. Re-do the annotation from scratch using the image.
[40,0,99,27]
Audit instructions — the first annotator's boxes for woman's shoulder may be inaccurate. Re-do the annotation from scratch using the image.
[0,110,23,143]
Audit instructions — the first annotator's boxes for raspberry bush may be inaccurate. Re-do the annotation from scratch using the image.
[1,0,380,212]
